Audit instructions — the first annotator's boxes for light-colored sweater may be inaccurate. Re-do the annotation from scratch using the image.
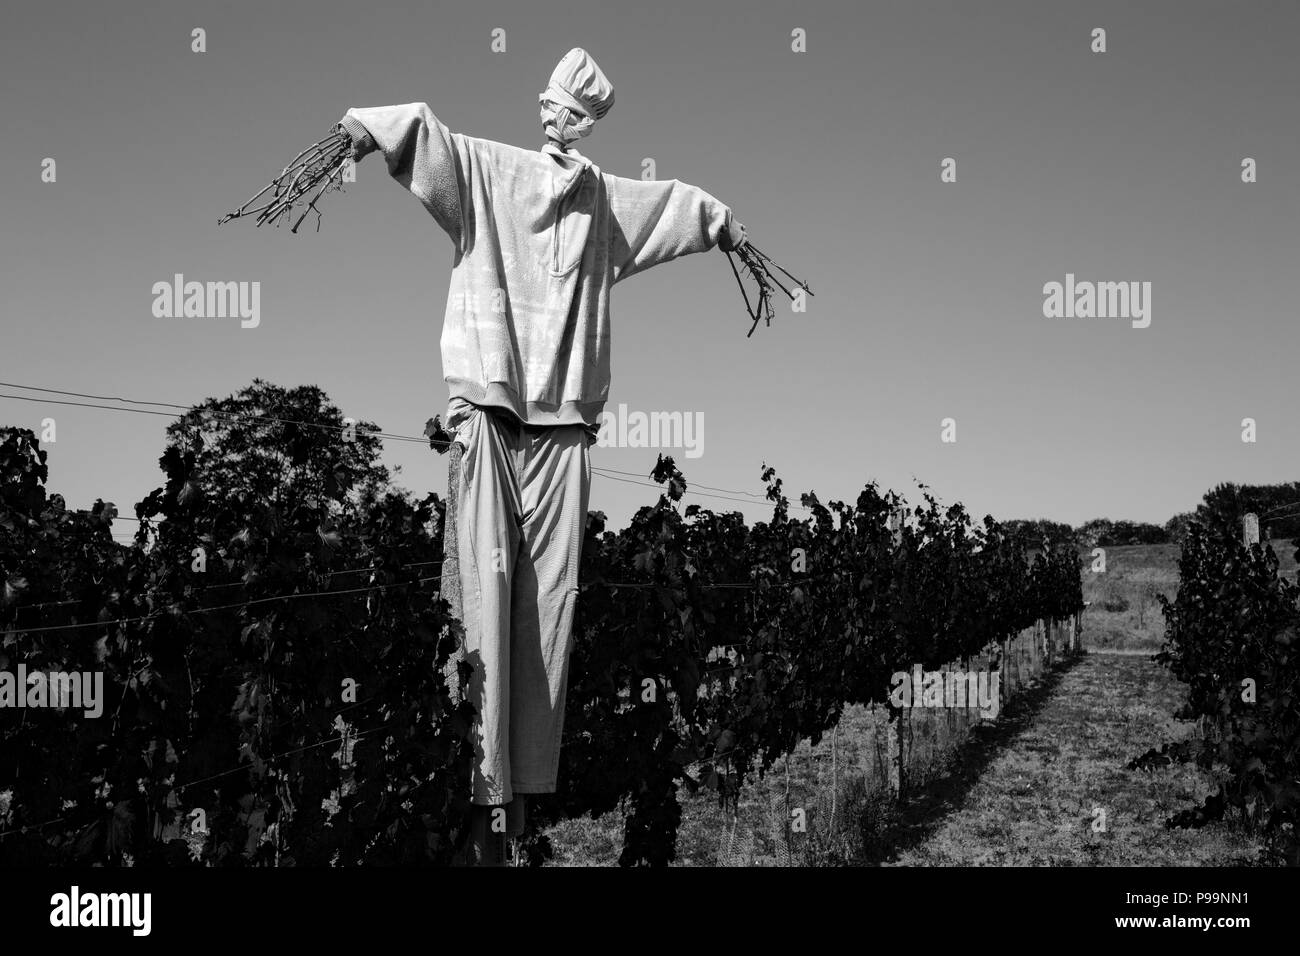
[339,103,735,432]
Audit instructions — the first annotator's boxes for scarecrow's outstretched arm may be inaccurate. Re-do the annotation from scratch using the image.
[606,174,745,283]
[337,103,467,248]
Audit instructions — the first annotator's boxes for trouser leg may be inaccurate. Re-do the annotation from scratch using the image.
[507,423,591,793]
[453,409,523,806]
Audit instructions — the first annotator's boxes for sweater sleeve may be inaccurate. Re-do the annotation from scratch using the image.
[605,174,732,283]
[338,103,466,248]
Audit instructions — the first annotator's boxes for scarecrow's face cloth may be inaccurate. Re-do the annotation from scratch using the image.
[539,47,614,147]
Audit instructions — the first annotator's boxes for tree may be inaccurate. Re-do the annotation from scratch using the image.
[1164,511,1195,543]
[158,379,389,517]
[2,384,475,866]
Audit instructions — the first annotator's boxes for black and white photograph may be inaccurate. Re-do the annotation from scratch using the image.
[0,0,1295,939]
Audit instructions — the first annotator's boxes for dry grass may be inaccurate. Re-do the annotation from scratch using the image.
[887,654,1263,865]
[1079,538,1297,651]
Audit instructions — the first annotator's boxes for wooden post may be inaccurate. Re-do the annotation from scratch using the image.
[893,706,907,802]
[1013,632,1020,695]
[1243,513,1260,547]
[958,655,968,742]
[830,725,839,833]
[1030,621,1038,678]
[884,705,901,797]
[1000,637,1010,708]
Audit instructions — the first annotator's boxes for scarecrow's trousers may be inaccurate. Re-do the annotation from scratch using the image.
[449,405,590,805]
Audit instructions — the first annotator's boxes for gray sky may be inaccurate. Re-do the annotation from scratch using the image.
[2,0,1297,531]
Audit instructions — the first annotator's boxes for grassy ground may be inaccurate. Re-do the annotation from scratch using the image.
[1079,543,1181,651]
[886,653,1263,865]
[541,539,1291,865]
[1079,537,1296,651]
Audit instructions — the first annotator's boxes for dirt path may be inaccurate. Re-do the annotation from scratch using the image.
[886,652,1263,865]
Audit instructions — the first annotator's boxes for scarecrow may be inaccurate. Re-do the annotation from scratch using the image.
[222,48,809,864]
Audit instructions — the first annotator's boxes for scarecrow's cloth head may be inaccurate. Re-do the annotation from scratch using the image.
[539,47,614,149]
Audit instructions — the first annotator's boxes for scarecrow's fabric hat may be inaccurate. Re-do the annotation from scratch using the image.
[547,47,614,120]
[539,48,614,147]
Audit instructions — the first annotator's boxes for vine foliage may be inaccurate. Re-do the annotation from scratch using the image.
[1,384,1084,866]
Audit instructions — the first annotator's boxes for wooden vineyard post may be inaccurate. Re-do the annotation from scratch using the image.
[1243,513,1260,547]
[889,503,906,801]
[902,701,911,802]
[1016,631,1024,694]
[958,655,968,744]
[830,724,839,834]
[1000,641,1007,703]
[946,660,955,747]
[891,704,906,802]
[1010,633,1019,696]
[1030,621,1038,679]
[1000,637,1009,708]
[884,705,901,798]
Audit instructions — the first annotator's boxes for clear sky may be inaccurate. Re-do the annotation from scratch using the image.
[2,0,1297,532]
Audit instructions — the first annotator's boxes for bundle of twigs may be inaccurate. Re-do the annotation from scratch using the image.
[724,242,814,337]
[219,127,351,233]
